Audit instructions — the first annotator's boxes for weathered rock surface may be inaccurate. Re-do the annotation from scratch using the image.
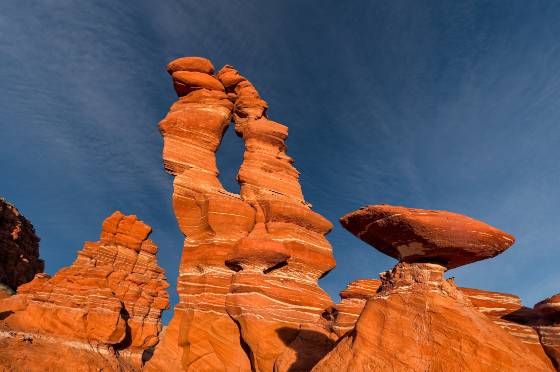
[147,56,336,372]
[461,287,524,318]
[534,294,560,370]
[314,205,555,371]
[332,279,380,337]
[0,211,169,371]
[0,198,43,291]
[461,287,552,365]
[314,263,555,371]
[340,204,515,269]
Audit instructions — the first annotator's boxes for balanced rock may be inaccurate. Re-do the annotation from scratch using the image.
[0,198,44,291]
[0,211,169,371]
[314,205,555,371]
[147,57,336,372]
[340,204,515,269]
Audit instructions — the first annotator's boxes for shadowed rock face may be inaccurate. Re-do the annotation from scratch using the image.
[146,57,336,372]
[340,204,515,269]
[0,212,169,371]
[534,294,560,370]
[0,198,43,291]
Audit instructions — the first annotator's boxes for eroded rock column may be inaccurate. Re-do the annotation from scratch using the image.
[218,65,337,372]
[148,57,337,372]
[148,57,254,372]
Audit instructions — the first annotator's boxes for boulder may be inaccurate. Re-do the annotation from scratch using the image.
[340,204,515,269]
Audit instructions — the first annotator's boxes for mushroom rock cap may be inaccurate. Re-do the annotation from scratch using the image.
[166,56,215,75]
[340,204,515,269]
[534,293,560,318]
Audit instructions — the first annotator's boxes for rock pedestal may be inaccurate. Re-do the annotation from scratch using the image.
[314,204,555,371]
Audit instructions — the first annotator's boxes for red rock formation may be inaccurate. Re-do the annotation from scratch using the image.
[332,279,380,337]
[219,64,336,372]
[461,287,524,318]
[340,204,515,269]
[147,57,336,372]
[0,198,43,291]
[534,294,560,370]
[0,211,169,371]
[314,205,555,371]
[461,287,552,365]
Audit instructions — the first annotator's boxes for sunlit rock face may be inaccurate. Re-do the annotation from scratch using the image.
[331,279,381,337]
[147,57,336,372]
[313,205,555,371]
[0,212,169,371]
[0,198,43,292]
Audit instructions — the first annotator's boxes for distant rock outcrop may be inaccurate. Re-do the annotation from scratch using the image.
[0,212,169,371]
[314,205,555,371]
[0,198,43,292]
[332,279,380,337]
[534,294,560,369]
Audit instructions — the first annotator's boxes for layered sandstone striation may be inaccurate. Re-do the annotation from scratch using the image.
[0,211,169,371]
[332,279,380,337]
[461,287,552,364]
[314,205,555,371]
[0,198,43,292]
[147,56,336,372]
[534,294,560,369]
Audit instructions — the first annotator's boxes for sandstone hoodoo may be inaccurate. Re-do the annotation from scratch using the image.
[0,211,169,371]
[147,56,336,372]
[313,204,555,371]
[0,198,44,293]
[340,204,515,269]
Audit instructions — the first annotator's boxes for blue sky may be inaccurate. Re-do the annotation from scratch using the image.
[1,1,559,323]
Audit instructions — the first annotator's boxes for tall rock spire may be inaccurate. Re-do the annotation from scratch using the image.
[147,57,336,372]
